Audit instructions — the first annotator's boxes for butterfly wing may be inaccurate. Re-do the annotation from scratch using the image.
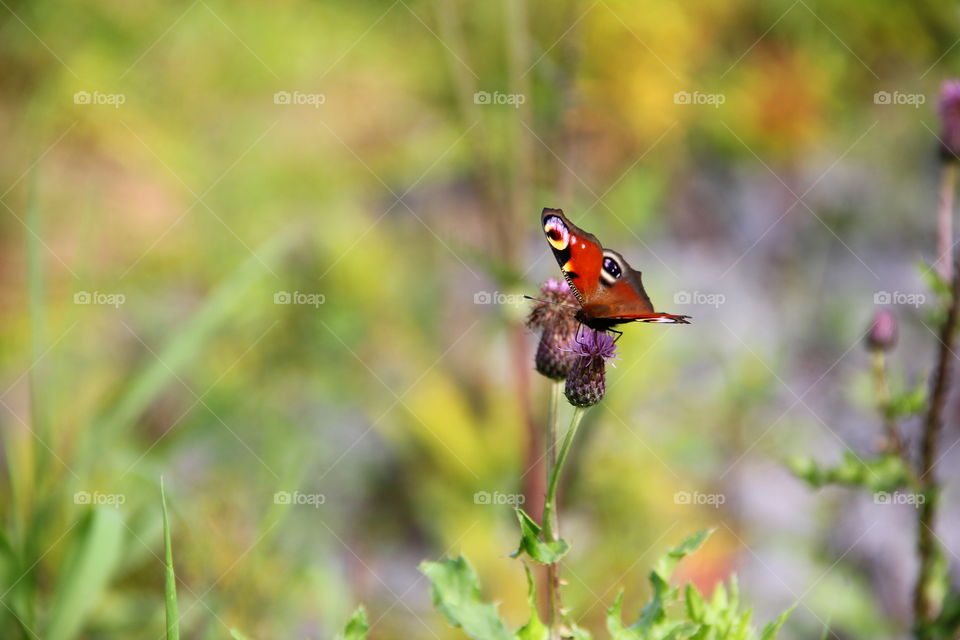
[540,208,690,326]
[583,254,689,324]
[541,208,604,305]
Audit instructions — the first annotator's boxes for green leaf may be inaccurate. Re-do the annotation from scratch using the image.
[419,556,513,640]
[230,631,252,640]
[43,507,125,640]
[515,566,548,640]
[685,583,706,623]
[788,452,911,493]
[336,605,370,640]
[635,572,673,631]
[653,530,713,583]
[662,621,700,639]
[510,509,570,565]
[919,259,951,300]
[606,590,639,640]
[161,479,180,640]
[760,606,794,640]
[604,531,791,640]
[887,382,927,419]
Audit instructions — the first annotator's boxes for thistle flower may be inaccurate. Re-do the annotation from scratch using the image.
[528,279,580,380]
[564,328,620,407]
[866,308,898,352]
[939,80,960,162]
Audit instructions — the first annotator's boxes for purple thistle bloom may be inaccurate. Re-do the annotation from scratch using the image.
[528,279,580,380]
[563,328,620,407]
[939,80,960,161]
[565,328,620,364]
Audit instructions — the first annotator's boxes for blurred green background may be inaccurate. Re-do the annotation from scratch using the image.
[1,0,958,638]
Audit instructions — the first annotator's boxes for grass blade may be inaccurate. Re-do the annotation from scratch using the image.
[43,507,124,640]
[162,478,180,640]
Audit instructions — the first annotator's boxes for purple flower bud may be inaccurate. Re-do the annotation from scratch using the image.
[866,309,898,352]
[939,80,960,161]
[563,328,620,407]
[528,279,580,380]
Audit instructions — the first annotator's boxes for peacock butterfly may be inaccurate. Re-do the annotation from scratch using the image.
[540,207,690,332]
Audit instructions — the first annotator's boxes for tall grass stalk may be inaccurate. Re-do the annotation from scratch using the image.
[161,478,180,640]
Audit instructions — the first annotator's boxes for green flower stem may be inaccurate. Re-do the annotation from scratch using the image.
[541,404,586,640]
[544,381,563,534]
[542,406,586,542]
[544,380,562,634]
[870,349,902,455]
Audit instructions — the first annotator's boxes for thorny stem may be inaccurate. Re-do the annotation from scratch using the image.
[913,262,960,635]
[542,406,587,639]
[936,163,956,283]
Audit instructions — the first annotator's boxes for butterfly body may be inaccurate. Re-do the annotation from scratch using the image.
[540,208,690,331]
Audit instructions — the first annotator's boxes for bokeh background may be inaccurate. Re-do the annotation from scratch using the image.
[1,0,959,638]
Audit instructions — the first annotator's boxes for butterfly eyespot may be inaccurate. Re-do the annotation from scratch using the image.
[603,257,621,279]
[600,253,624,286]
[543,216,570,250]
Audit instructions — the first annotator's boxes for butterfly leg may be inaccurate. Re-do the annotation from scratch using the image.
[609,328,624,343]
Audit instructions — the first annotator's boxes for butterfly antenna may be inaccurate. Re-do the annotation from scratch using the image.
[523,294,579,310]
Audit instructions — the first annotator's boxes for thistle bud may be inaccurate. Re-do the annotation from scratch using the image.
[528,279,580,380]
[939,80,960,162]
[564,328,619,407]
[866,309,897,352]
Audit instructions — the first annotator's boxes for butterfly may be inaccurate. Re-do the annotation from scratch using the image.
[540,207,690,332]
